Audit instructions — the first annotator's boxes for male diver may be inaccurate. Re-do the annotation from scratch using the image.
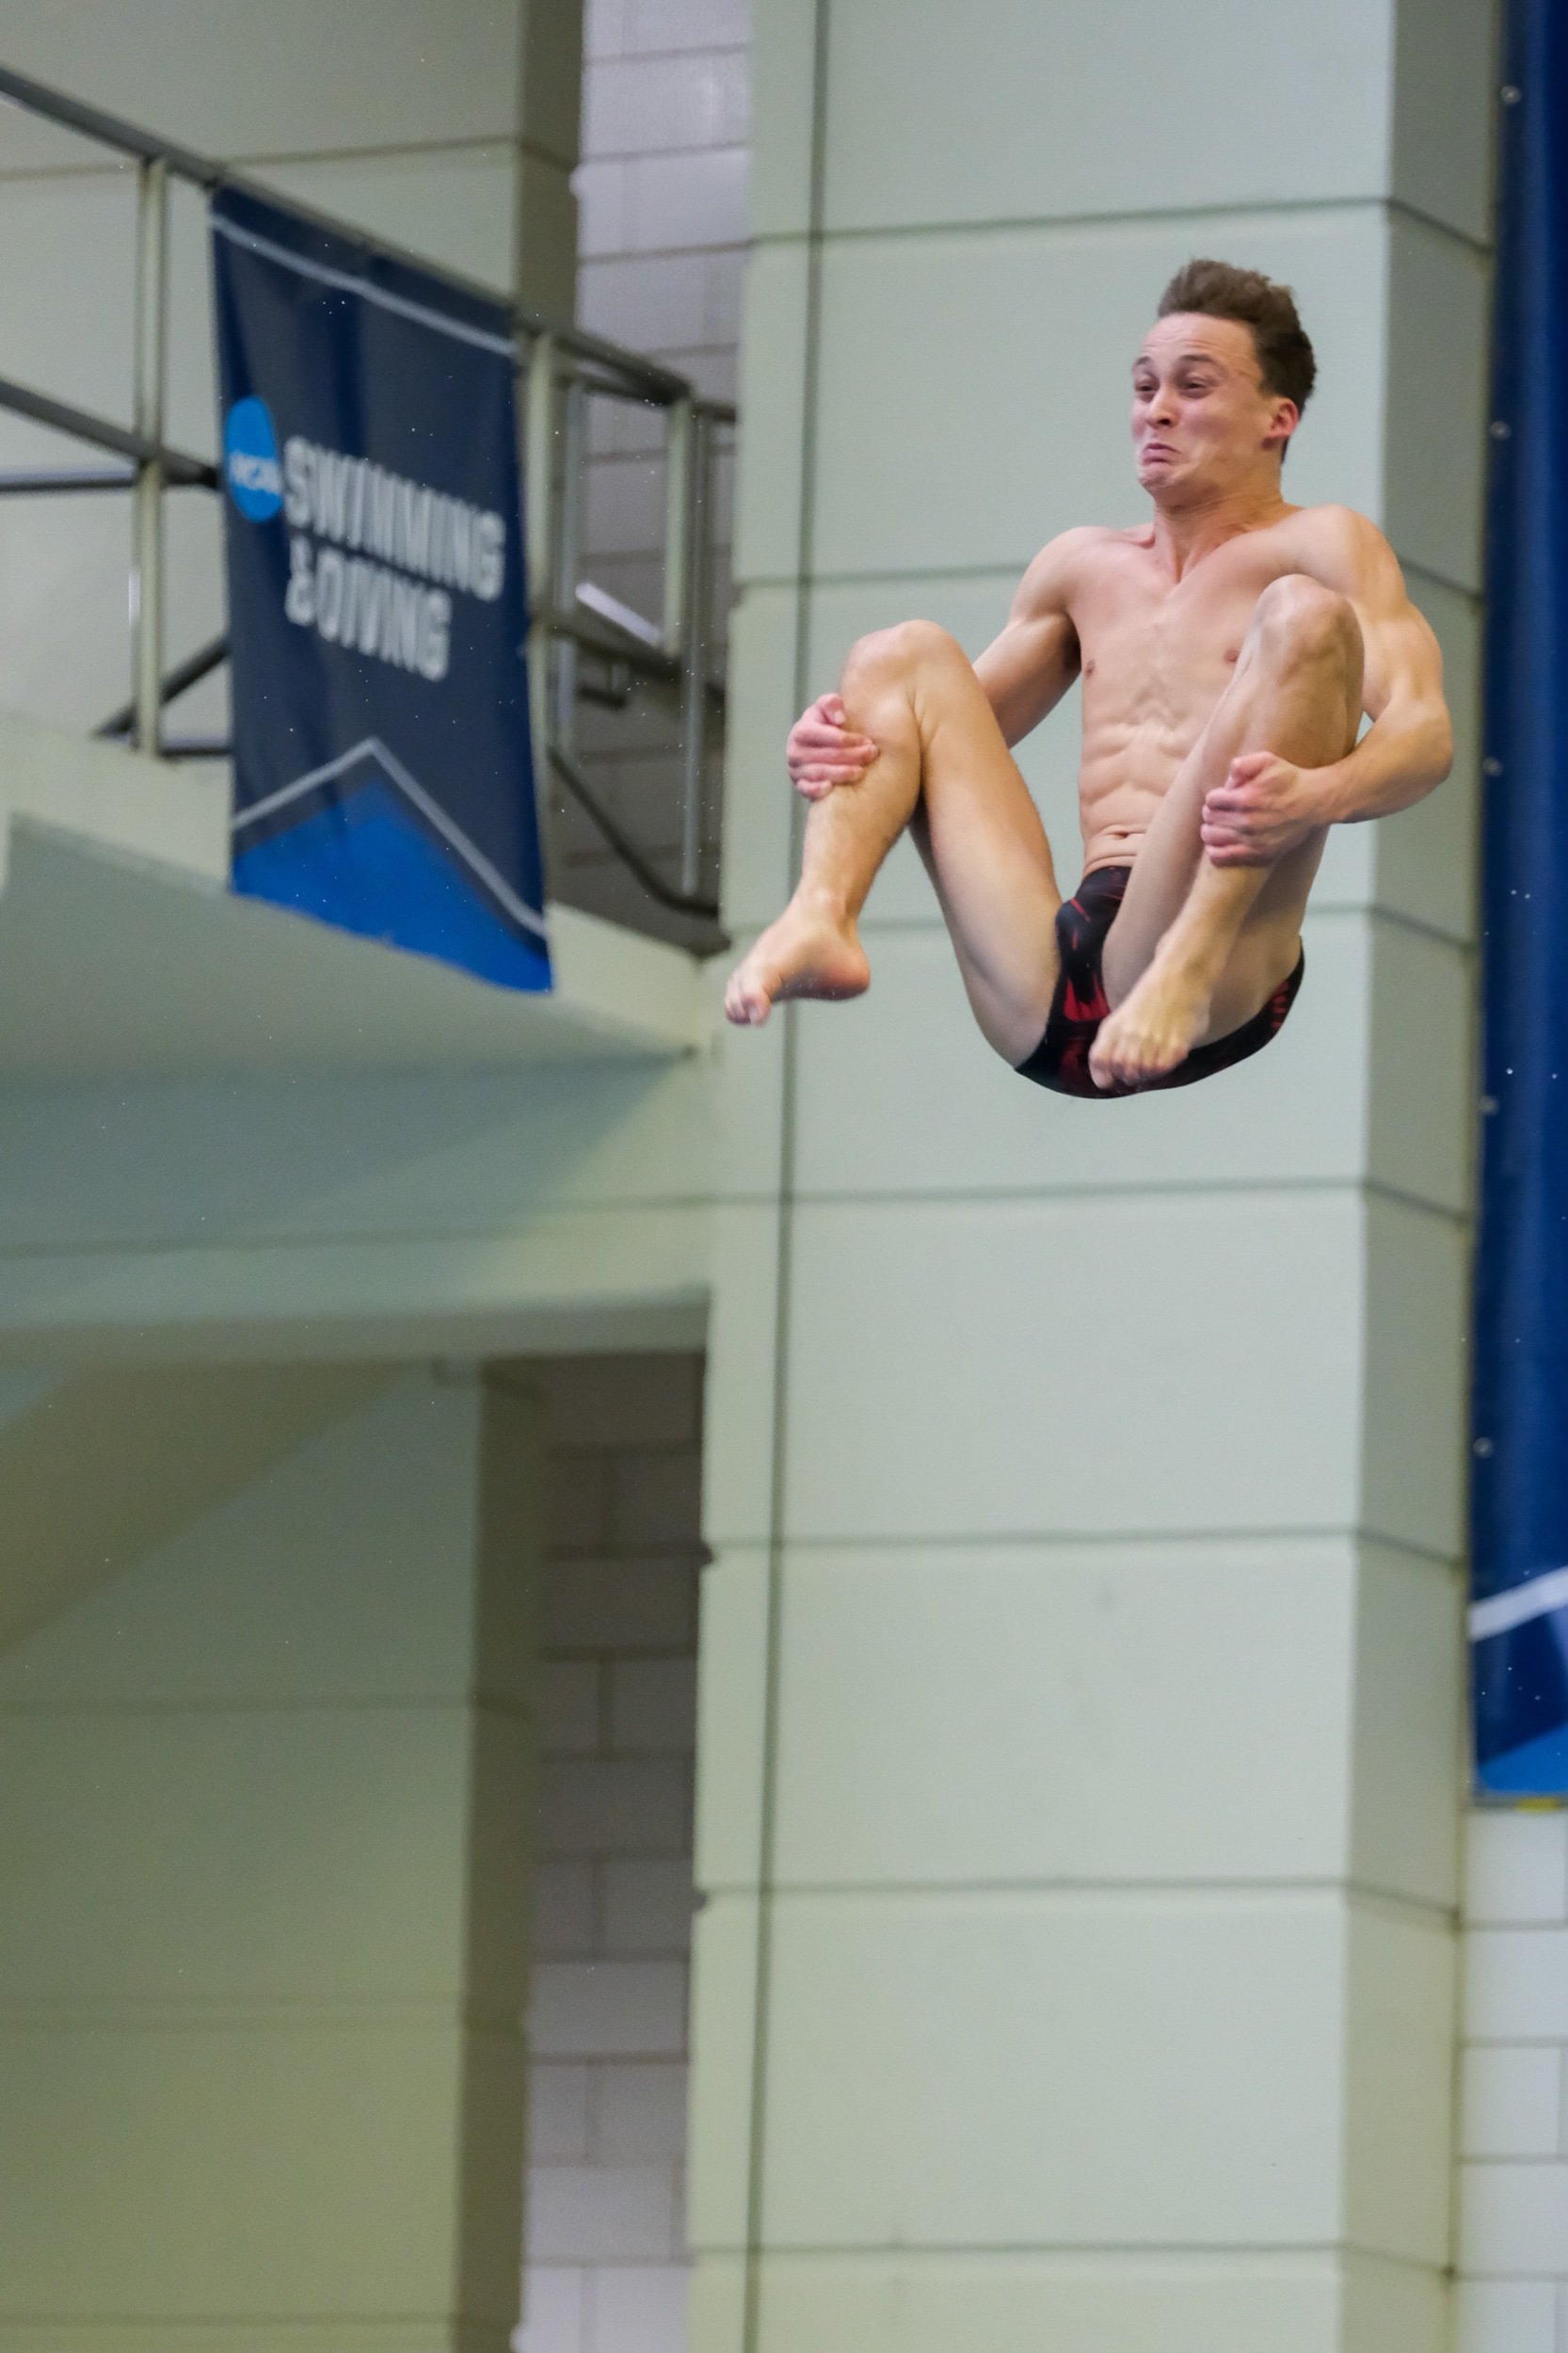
[724,259,1452,1095]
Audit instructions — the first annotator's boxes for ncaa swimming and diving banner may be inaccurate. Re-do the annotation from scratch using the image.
[211,185,550,991]
[1472,0,1568,1794]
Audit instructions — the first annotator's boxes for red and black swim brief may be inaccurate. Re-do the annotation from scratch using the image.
[1013,863,1304,1101]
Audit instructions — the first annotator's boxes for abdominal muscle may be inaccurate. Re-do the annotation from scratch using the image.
[1064,532,1272,880]
[1064,579,1242,885]
[1072,706,1210,880]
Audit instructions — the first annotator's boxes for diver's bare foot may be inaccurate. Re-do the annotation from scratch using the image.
[1088,953,1213,1090]
[724,899,872,1027]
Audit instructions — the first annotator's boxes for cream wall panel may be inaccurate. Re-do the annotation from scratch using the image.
[0,1060,712,1254]
[513,144,582,316]
[0,175,136,432]
[720,582,805,929]
[0,1204,708,1364]
[1383,216,1490,593]
[1391,0,1498,243]
[686,1891,760,2253]
[0,1369,55,1424]
[1349,1544,1465,1908]
[780,1193,1364,1541]
[0,1370,536,2343]
[748,1892,1357,2251]
[1343,1905,1460,2263]
[0,1710,514,2004]
[745,0,820,239]
[0,171,140,732]
[1359,1194,1469,1559]
[711,996,788,1202]
[0,497,134,735]
[0,2019,519,2316]
[256,147,519,293]
[734,2250,1429,2353]
[733,241,813,584]
[788,910,1372,1201]
[1366,919,1474,1214]
[0,2328,491,2353]
[0,1359,387,1656]
[0,1376,489,1704]
[0,707,227,883]
[787,212,1389,586]
[700,1202,783,1547]
[694,1545,771,1892]
[757,1539,1460,1907]
[1343,2255,1454,2353]
[0,1,523,155]
[0,167,230,727]
[689,2254,750,2353]
[821,0,1391,233]
[457,1705,536,2009]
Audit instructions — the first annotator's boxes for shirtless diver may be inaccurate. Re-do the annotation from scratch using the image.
[723,258,1452,1096]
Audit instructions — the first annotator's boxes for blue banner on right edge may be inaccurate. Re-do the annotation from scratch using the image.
[1472,0,1568,1795]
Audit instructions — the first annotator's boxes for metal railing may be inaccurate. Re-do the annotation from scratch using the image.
[0,60,732,925]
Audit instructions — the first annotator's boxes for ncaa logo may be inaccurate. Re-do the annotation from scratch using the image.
[224,396,282,520]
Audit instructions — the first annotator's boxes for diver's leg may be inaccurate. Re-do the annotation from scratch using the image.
[726,620,1064,1064]
[1088,574,1361,1089]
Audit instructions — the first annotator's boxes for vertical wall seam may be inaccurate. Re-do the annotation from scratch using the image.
[741,7,833,2347]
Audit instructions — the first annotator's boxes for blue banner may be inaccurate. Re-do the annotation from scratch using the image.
[211,186,550,992]
[1472,0,1568,1794]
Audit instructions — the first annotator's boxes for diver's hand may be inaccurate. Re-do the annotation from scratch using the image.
[788,694,878,802]
[1201,752,1320,866]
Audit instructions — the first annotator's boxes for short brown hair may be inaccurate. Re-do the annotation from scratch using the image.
[1158,257,1317,414]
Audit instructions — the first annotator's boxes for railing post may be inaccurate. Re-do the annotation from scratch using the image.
[662,394,694,660]
[130,153,168,757]
[678,408,709,901]
[553,373,587,758]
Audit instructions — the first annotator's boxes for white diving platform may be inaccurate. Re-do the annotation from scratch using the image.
[0,710,709,1081]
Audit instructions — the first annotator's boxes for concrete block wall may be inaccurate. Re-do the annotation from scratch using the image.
[0,1366,542,2353]
[1460,1811,1568,2353]
[690,0,1490,2345]
[520,1353,705,2353]
[560,0,749,940]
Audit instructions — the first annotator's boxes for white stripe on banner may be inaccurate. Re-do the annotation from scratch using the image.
[211,215,516,360]
[233,734,549,943]
[1470,1564,1568,1642]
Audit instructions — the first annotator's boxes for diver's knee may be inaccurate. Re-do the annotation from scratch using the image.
[1251,573,1358,668]
[843,616,961,684]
